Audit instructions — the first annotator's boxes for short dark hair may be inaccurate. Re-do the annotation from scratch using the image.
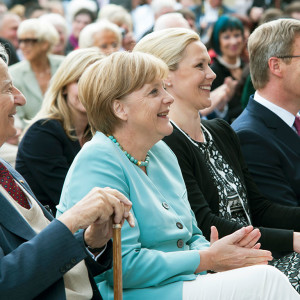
[211,15,244,55]
[74,8,96,22]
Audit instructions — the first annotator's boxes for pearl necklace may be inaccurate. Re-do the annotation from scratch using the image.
[108,135,150,167]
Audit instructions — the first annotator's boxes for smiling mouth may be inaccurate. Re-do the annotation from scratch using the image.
[199,86,211,91]
[157,111,169,117]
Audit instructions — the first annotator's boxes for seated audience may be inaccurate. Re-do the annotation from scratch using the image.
[79,20,121,55]
[39,13,68,56]
[98,4,136,51]
[191,0,235,44]
[232,19,300,207]
[57,50,300,300]
[209,15,246,122]
[9,18,64,129]
[16,48,104,214]
[0,12,21,51]
[153,12,235,118]
[135,26,300,292]
[0,43,134,299]
[65,7,96,54]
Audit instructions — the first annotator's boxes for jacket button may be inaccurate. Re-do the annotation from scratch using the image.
[59,267,66,273]
[66,264,71,270]
[177,239,184,248]
[71,258,77,264]
[162,202,169,209]
[176,222,183,229]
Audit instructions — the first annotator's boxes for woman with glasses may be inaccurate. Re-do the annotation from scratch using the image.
[8,18,65,129]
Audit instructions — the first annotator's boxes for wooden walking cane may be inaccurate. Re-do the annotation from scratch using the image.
[113,223,123,300]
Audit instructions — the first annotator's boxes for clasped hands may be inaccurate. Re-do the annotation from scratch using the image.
[58,187,135,249]
[197,225,273,273]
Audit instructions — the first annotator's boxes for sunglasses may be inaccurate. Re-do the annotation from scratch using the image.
[18,38,39,45]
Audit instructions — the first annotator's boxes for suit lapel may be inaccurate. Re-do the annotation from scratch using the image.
[0,193,36,241]
[0,159,54,241]
[247,98,300,155]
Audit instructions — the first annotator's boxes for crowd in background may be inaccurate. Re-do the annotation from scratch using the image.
[0,0,300,299]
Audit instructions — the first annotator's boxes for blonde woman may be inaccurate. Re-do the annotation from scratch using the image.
[16,48,104,214]
[57,50,299,300]
[134,27,300,292]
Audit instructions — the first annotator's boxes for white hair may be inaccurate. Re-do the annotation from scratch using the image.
[151,0,177,16]
[17,19,59,50]
[79,20,122,49]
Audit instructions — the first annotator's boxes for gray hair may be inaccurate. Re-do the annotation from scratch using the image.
[79,20,122,49]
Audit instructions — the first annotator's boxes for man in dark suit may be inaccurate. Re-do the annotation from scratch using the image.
[232,18,300,207]
[0,44,134,299]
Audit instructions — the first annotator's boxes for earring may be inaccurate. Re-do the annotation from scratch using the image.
[167,83,171,87]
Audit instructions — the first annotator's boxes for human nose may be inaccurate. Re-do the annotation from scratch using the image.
[13,86,26,106]
[163,89,174,105]
[206,67,216,81]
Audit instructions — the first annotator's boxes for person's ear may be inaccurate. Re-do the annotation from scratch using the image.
[268,57,284,78]
[164,74,173,88]
[113,100,128,121]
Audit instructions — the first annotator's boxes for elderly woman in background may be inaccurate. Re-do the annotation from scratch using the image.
[56,51,299,300]
[134,27,300,292]
[15,48,104,214]
[39,13,69,56]
[79,20,122,55]
[98,4,136,51]
[8,18,64,129]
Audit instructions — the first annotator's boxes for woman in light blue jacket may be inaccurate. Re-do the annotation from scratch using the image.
[57,51,299,300]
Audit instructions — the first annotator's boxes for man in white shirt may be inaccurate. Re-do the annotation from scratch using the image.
[232,18,300,207]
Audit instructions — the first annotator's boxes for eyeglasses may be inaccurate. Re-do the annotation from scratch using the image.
[276,55,300,59]
[18,38,39,45]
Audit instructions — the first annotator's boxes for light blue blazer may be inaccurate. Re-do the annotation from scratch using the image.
[57,132,210,300]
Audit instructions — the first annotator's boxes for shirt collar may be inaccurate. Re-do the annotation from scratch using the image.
[253,91,296,128]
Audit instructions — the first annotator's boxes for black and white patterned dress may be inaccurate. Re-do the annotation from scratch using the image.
[175,122,300,293]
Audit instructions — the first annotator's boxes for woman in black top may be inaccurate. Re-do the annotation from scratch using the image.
[16,48,104,213]
[134,27,300,292]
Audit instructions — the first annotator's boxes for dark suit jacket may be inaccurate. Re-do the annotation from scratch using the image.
[16,119,81,214]
[0,159,111,299]
[232,97,300,207]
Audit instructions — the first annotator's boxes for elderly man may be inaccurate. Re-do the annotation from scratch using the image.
[232,18,300,207]
[0,45,134,299]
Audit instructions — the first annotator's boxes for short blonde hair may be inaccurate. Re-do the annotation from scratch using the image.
[134,27,199,71]
[78,20,122,49]
[28,48,104,140]
[78,51,169,135]
[248,18,300,90]
[17,18,59,51]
